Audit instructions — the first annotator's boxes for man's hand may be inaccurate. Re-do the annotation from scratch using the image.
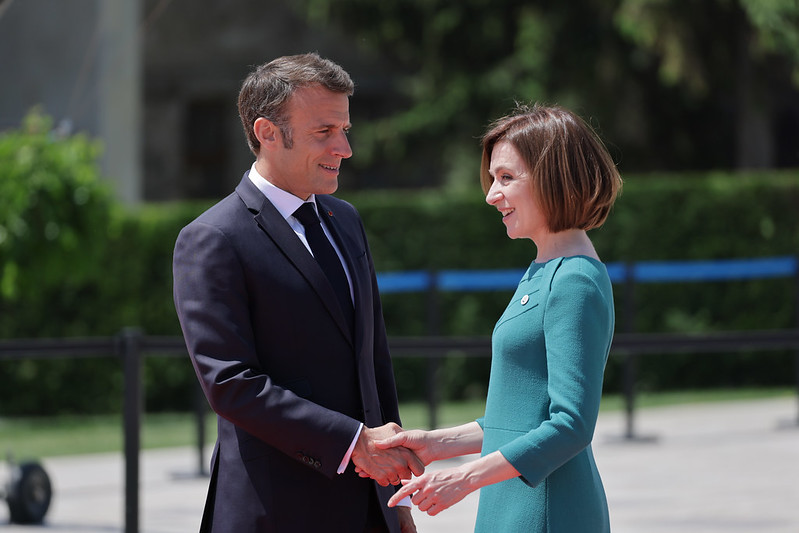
[350,423,425,486]
[374,429,436,466]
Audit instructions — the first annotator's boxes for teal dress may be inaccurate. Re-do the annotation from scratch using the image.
[475,256,613,532]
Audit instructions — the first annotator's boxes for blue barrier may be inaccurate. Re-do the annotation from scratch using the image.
[605,262,628,284]
[438,269,526,291]
[633,256,798,282]
[376,256,798,293]
[374,270,432,293]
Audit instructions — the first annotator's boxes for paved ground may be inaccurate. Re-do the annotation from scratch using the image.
[1,396,797,532]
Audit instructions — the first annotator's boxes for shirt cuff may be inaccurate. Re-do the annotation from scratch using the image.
[396,496,412,508]
[337,423,363,474]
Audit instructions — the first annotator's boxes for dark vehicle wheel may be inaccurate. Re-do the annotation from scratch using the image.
[7,462,52,524]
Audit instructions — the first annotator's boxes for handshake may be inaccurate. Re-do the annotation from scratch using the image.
[350,422,434,487]
[350,421,487,516]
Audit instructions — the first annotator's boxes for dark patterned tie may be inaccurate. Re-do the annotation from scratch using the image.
[293,202,354,332]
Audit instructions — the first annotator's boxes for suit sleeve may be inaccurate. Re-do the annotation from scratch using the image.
[173,220,360,478]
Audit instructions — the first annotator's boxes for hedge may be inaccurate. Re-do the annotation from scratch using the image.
[1,113,798,414]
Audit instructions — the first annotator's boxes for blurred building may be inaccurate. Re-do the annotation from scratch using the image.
[0,0,142,203]
[0,0,393,203]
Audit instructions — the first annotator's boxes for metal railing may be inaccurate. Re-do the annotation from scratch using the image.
[1,329,798,532]
[1,255,797,532]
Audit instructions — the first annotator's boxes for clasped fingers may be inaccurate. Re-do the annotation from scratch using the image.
[387,468,473,516]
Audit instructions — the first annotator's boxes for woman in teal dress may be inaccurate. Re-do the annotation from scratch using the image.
[371,104,622,531]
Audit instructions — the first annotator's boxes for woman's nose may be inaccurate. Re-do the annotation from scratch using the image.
[485,181,501,205]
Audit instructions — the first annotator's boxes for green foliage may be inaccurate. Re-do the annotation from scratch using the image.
[614,0,799,91]
[291,1,566,186]
[0,110,204,415]
[1,114,797,414]
[740,0,799,83]
[291,0,799,181]
[0,108,123,415]
[343,172,799,396]
[0,107,112,329]
[348,170,799,267]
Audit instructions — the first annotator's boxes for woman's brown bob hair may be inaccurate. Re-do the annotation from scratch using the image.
[480,104,622,233]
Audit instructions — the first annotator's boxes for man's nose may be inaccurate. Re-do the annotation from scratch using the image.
[332,131,352,159]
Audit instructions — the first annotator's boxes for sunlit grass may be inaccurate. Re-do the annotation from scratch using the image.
[0,411,218,461]
[0,388,792,461]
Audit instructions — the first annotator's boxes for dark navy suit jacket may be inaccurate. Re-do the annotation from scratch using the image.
[173,174,402,532]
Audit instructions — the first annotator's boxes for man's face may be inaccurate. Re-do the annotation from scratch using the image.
[267,85,352,200]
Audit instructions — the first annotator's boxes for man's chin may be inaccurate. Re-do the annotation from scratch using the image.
[319,179,339,195]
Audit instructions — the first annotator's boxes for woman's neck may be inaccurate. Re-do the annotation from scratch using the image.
[533,229,598,263]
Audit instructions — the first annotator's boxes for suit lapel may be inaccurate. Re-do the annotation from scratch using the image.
[316,196,365,308]
[236,176,353,344]
[316,196,367,350]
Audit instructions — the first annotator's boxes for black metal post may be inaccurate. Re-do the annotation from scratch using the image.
[119,328,143,533]
[622,262,637,440]
[426,271,441,430]
[794,255,799,425]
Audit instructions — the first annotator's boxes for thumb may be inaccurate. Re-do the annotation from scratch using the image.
[374,433,406,449]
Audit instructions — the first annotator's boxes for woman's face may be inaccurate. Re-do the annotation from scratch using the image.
[485,141,547,241]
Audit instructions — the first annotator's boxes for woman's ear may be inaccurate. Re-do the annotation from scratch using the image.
[253,117,279,150]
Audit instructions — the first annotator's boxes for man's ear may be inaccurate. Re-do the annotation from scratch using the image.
[253,117,279,150]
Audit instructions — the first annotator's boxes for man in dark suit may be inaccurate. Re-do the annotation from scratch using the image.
[173,53,423,533]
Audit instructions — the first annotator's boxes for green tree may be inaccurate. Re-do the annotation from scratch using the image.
[0,107,114,336]
[0,109,197,415]
[614,0,799,169]
[291,0,799,186]
[0,108,125,414]
[293,1,578,188]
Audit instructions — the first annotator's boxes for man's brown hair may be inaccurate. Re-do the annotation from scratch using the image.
[238,52,354,155]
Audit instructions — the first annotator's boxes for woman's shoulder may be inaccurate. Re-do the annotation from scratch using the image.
[558,255,606,274]
[548,255,612,292]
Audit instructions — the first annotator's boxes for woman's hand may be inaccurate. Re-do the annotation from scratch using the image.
[387,465,474,516]
[361,421,484,477]
[375,429,437,466]
[388,450,521,516]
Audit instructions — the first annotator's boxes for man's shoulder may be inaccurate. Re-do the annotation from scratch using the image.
[187,190,247,227]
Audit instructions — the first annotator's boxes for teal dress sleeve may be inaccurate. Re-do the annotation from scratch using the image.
[498,262,613,486]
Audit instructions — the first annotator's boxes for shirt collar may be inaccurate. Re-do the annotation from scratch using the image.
[247,162,317,220]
